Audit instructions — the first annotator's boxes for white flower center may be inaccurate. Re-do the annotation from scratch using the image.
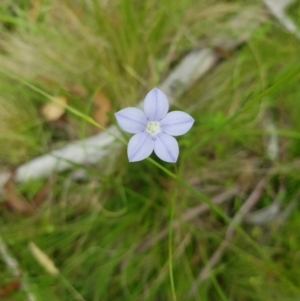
[146,121,161,136]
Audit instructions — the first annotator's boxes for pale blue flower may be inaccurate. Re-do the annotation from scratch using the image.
[115,88,194,163]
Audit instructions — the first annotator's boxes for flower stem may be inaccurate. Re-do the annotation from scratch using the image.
[147,158,177,179]
[169,170,178,301]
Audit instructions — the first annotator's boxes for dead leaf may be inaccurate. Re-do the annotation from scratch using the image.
[29,0,41,22]
[29,242,59,276]
[93,92,111,127]
[32,177,54,208]
[0,280,20,297]
[4,172,34,214]
[214,46,233,59]
[4,173,53,214]
[64,84,87,97]
[41,96,68,122]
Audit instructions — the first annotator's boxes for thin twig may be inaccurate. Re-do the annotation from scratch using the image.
[137,186,239,253]
[245,187,285,225]
[188,178,266,297]
[0,235,36,301]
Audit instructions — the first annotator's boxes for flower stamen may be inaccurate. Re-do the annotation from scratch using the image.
[146,121,160,135]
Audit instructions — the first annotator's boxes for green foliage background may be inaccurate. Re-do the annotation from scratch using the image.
[1,0,300,300]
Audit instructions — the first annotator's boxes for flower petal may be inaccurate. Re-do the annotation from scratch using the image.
[160,111,194,136]
[143,88,169,121]
[128,132,154,162]
[154,133,179,163]
[115,108,147,134]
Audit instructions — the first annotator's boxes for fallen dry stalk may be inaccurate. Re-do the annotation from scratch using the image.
[245,187,285,225]
[264,0,300,38]
[188,178,266,296]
